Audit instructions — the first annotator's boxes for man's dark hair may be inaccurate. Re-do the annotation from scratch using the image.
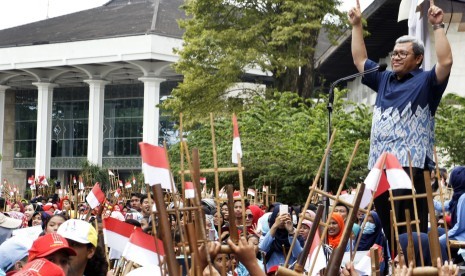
[335,202,350,213]
[140,194,148,203]
[130,192,142,199]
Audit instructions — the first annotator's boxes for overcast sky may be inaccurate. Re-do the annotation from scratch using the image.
[0,0,374,31]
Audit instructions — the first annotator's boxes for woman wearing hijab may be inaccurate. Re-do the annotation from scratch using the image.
[357,211,390,274]
[327,213,344,249]
[246,205,264,235]
[434,166,465,261]
[259,203,302,272]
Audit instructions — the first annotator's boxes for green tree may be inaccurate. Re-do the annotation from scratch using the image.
[163,0,345,125]
[436,93,465,167]
[168,90,372,204]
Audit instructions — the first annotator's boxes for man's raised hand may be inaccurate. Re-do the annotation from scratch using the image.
[428,0,444,25]
[348,0,362,26]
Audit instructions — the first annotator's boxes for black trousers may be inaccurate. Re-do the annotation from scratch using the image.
[374,167,428,255]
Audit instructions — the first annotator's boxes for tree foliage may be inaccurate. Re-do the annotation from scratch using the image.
[168,90,372,204]
[435,93,465,167]
[163,0,346,125]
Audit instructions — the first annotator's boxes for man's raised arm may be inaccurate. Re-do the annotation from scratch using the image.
[429,0,453,84]
[349,0,368,73]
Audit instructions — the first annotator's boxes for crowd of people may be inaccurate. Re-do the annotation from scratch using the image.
[0,0,461,274]
[0,165,462,276]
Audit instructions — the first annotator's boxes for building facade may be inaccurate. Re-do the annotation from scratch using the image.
[0,0,185,193]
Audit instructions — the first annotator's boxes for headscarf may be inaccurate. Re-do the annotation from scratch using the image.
[266,203,290,258]
[357,211,386,251]
[248,205,264,227]
[448,166,465,226]
[327,213,344,249]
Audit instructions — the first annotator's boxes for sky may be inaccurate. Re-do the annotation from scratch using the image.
[0,0,374,31]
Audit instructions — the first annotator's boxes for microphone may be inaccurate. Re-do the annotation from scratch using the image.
[328,63,387,109]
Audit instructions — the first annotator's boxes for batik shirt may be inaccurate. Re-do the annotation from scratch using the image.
[362,59,449,170]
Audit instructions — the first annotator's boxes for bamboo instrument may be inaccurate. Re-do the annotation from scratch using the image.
[434,146,452,260]
[424,170,442,267]
[153,184,179,276]
[226,185,239,244]
[325,182,365,275]
[370,247,380,276]
[293,204,324,273]
[405,209,416,267]
[412,266,438,275]
[284,129,337,270]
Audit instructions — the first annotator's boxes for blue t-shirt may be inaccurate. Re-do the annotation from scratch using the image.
[362,59,449,169]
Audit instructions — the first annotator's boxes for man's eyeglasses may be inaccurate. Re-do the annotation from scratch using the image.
[390,51,411,59]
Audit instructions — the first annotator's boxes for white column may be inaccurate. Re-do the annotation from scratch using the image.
[84,80,108,166]
[33,82,57,178]
[139,77,165,145]
[0,85,9,181]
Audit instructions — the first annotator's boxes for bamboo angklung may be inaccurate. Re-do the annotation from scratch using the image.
[294,204,324,273]
[405,209,416,267]
[407,152,425,266]
[434,146,451,260]
[226,185,239,244]
[424,169,442,267]
[153,184,179,276]
[283,129,337,270]
[325,182,365,275]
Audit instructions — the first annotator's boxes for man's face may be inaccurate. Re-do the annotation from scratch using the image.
[233,201,242,219]
[391,42,423,78]
[141,198,150,215]
[45,250,71,275]
[66,239,95,275]
[130,196,141,211]
[333,206,348,220]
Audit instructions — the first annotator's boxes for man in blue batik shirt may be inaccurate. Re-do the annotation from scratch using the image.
[348,0,453,244]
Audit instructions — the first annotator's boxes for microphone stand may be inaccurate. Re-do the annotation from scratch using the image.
[323,65,382,221]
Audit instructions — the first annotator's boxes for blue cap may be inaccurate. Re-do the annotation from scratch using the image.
[0,235,31,271]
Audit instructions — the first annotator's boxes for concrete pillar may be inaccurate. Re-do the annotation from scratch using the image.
[84,80,108,166]
[33,82,57,178]
[0,85,9,181]
[139,77,165,145]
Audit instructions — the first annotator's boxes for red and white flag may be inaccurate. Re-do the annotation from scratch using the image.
[123,229,165,267]
[103,217,136,252]
[28,176,34,185]
[361,152,412,208]
[199,177,206,184]
[38,175,48,186]
[132,176,136,185]
[231,114,242,164]
[125,181,132,189]
[139,142,174,191]
[262,186,268,192]
[114,188,121,198]
[78,176,85,190]
[73,176,77,184]
[86,183,106,209]
[247,188,256,197]
[118,180,123,187]
[185,181,195,199]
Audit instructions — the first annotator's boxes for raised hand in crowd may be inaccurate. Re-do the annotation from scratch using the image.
[196,241,222,273]
[437,257,459,276]
[227,236,265,276]
[340,261,359,276]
